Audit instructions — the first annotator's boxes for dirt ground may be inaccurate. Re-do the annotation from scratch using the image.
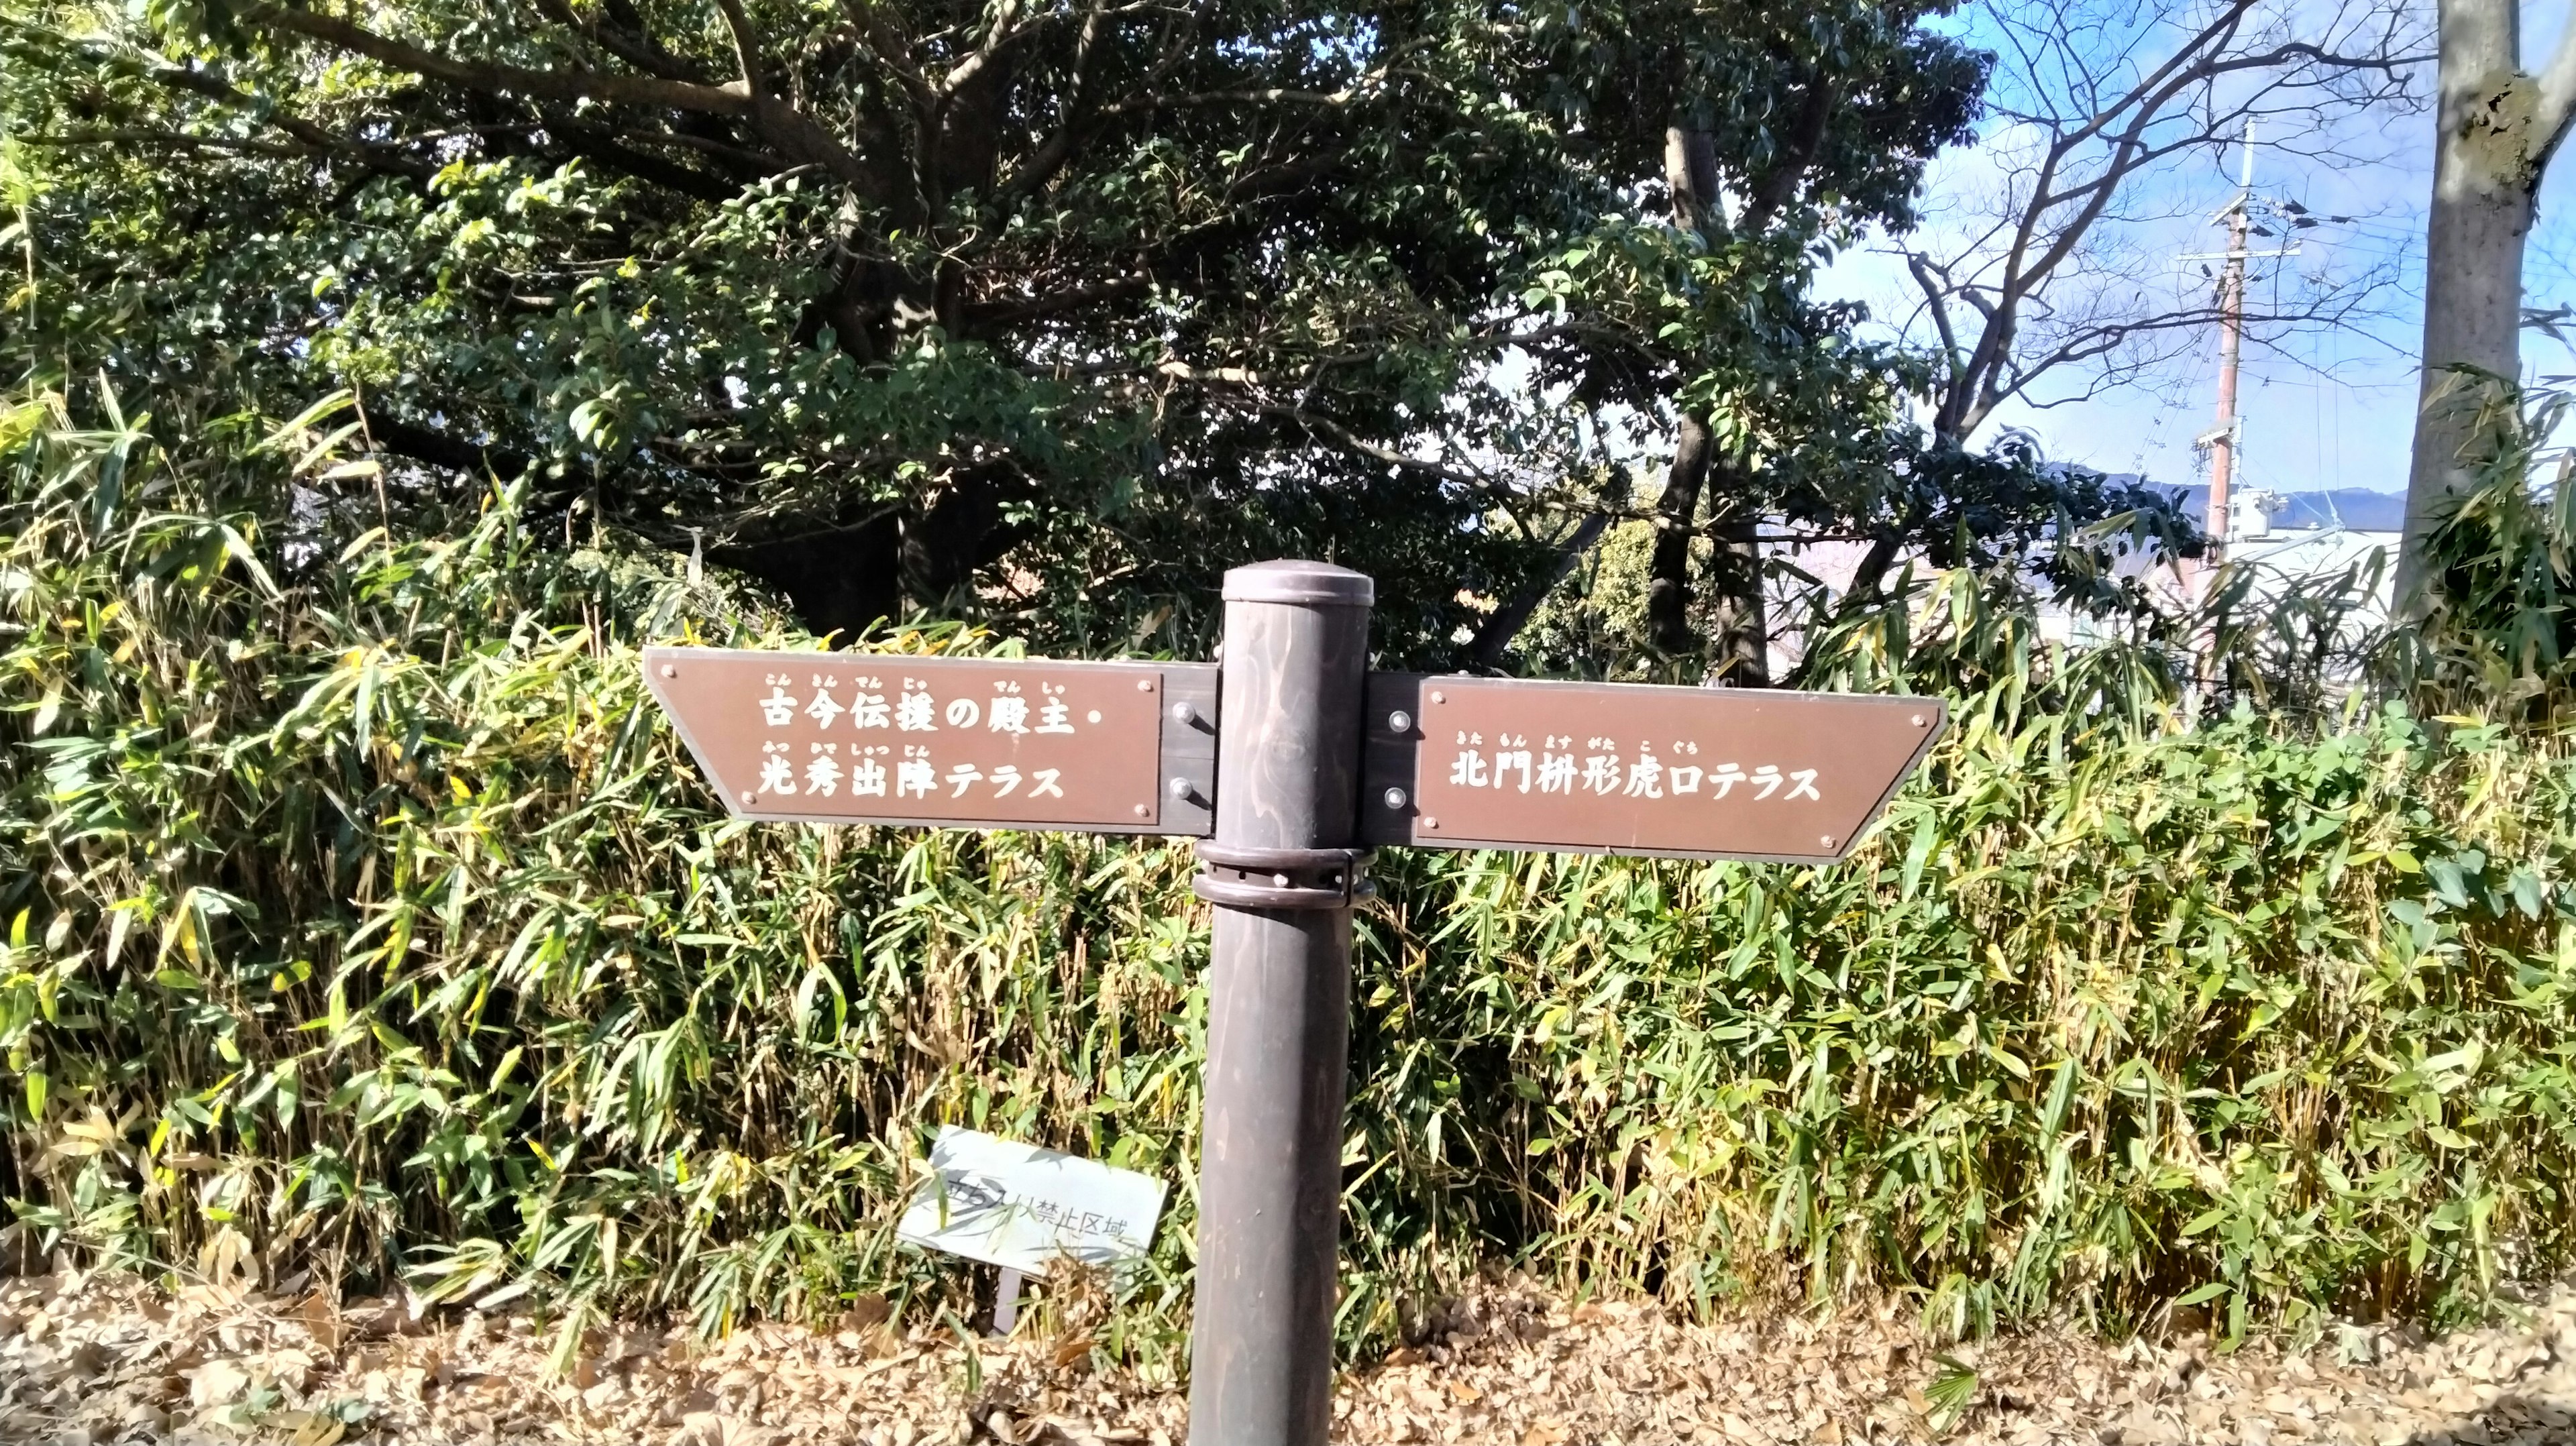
[3,1269,2574,1446]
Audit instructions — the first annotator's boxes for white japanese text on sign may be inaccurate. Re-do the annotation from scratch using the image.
[643,649,1169,830]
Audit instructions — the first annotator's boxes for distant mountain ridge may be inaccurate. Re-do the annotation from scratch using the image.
[2143,483,2406,533]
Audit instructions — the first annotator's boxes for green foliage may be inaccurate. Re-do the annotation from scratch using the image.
[1502,443,2201,687]
[7,384,2576,1358]
[0,0,1987,659]
[2394,383,2576,722]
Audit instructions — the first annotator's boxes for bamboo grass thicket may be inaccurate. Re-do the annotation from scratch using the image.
[4,386,2576,1363]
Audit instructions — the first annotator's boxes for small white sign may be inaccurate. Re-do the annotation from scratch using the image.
[898,1126,1166,1276]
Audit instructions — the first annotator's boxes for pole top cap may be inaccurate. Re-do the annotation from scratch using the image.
[1222,560,1374,607]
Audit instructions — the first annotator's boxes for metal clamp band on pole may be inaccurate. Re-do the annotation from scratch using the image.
[1191,842,1375,909]
[1187,561,1373,1446]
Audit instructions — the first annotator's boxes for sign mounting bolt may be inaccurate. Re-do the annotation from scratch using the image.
[659,663,677,679]
[1820,835,1837,849]
[739,790,755,805]
[1429,691,1446,705]
[1383,786,1408,810]
[1385,709,1413,733]
[1168,777,1195,800]
[1911,714,1926,728]
[1421,816,1439,830]
[1133,803,1151,818]
[1138,678,1156,691]
[1170,701,1199,725]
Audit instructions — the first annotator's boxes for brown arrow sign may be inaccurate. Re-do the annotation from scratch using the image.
[1358,675,1944,862]
[643,648,1216,835]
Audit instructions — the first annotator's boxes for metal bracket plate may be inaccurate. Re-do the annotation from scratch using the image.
[1191,842,1375,909]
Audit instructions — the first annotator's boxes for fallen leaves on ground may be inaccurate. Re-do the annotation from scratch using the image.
[4,1270,2575,1445]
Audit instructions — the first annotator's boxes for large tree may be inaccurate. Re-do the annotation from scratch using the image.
[2399,0,2576,608]
[3,0,1992,661]
[1462,6,1993,678]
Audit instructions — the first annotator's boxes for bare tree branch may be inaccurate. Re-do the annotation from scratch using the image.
[940,0,1024,96]
[1882,0,2428,447]
[525,0,706,84]
[250,4,879,195]
[1907,252,1968,388]
[712,0,773,97]
[2536,17,2576,164]
[252,6,750,117]
[1737,78,1836,233]
[144,63,435,175]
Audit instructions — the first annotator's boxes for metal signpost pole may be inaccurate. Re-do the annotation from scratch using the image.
[1185,561,1375,1446]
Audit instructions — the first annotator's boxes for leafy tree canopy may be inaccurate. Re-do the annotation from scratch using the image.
[2,0,2166,665]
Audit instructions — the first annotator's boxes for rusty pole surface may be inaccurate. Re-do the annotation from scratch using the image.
[1187,561,1373,1446]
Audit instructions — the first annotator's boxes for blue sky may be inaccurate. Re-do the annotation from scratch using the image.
[1813,1,2576,498]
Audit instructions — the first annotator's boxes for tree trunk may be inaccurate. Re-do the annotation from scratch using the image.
[711,513,904,641]
[2400,0,2544,608]
[1649,120,1777,681]
[1646,411,1712,657]
[1841,518,1913,610]
[1646,127,1731,665]
[1463,467,1631,669]
[1707,501,1770,687]
[1645,421,1770,683]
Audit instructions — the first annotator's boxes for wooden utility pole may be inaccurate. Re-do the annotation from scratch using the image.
[2190,123,2259,594]
[2182,122,2298,596]
[2208,170,2250,572]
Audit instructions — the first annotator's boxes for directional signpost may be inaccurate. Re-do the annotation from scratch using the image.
[643,561,1944,1446]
